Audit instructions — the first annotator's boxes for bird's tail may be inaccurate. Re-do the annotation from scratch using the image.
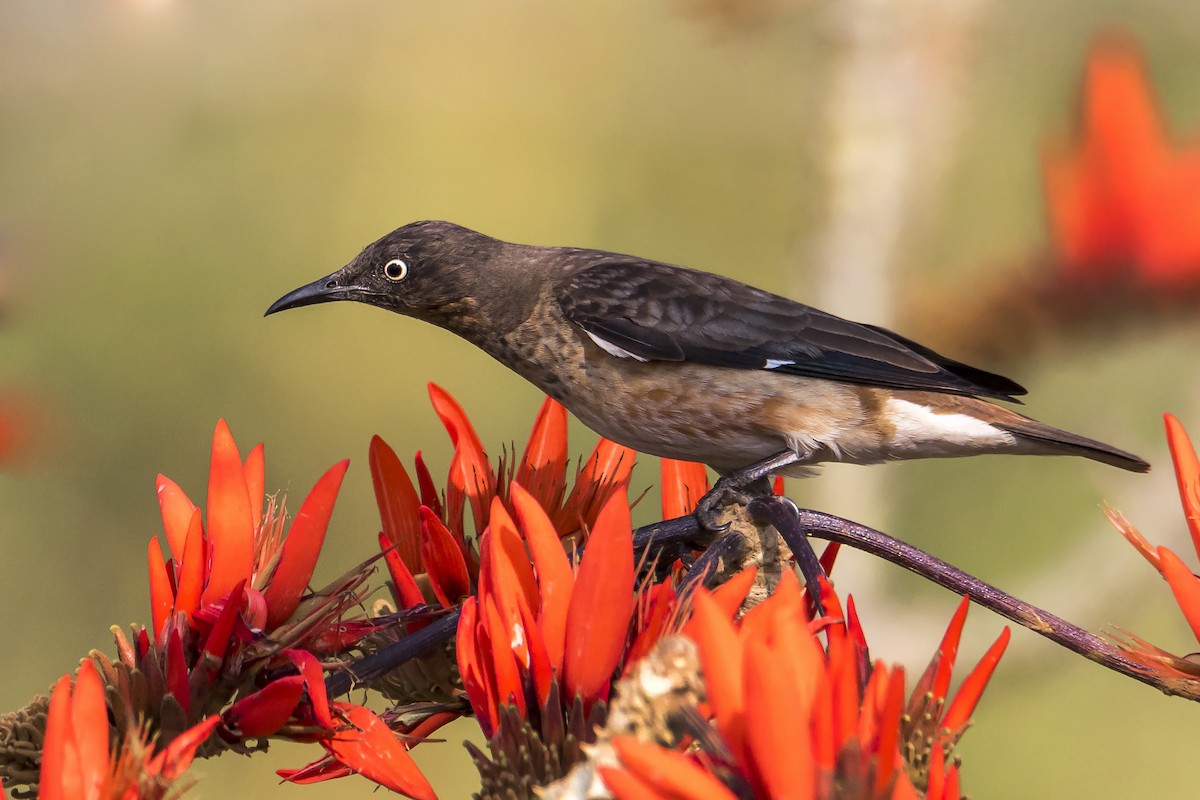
[997,417,1150,473]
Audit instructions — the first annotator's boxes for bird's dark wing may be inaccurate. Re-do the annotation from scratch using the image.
[557,260,1026,402]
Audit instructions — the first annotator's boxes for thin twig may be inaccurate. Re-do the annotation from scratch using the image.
[785,507,1200,701]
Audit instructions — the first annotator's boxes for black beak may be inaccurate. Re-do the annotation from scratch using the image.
[265,272,359,317]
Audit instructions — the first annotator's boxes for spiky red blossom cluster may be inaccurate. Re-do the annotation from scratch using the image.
[1107,414,1200,682]
[21,385,1200,800]
[599,577,1008,800]
[367,384,636,623]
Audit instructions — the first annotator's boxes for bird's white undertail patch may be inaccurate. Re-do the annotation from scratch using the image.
[883,398,1016,451]
[584,330,649,361]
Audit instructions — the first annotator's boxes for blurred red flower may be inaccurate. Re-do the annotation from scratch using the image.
[1043,34,1200,288]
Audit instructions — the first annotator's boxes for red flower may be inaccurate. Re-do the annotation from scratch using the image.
[38,659,219,800]
[457,483,639,738]
[1109,413,1200,679]
[370,384,637,615]
[150,419,353,634]
[1043,34,1200,288]
[602,577,1009,799]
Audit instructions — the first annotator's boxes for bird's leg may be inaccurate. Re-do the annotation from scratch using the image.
[695,449,802,531]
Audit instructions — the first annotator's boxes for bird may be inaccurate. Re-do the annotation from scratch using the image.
[265,220,1149,496]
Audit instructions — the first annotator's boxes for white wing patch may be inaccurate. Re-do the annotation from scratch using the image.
[883,398,1016,452]
[584,330,649,362]
[764,358,793,369]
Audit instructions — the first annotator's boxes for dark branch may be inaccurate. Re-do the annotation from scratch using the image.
[747,496,827,617]
[782,506,1200,701]
[325,610,461,698]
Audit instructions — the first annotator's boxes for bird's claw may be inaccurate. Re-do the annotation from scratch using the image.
[694,474,773,532]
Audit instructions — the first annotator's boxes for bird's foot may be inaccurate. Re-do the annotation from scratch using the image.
[695,474,774,532]
[694,449,802,532]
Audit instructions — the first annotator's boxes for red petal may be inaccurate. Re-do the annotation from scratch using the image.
[226,676,305,737]
[483,595,526,718]
[201,581,246,667]
[429,382,495,534]
[510,482,574,672]
[1159,546,1200,643]
[891,770,923,800]
[559,438,637,532]
[405,711,460,741]
[489,496,542,628]
[379,531,426,610]
[175,509,205,620]
[263,460,349,628]
[871,667,907,797]
[166,628,191,715]
[419,506,472,606]
[326,704,437,800]
[818,542,841,575]
[414,451,444,520]
[148,537,175,641]
[942,627,1011,731]
[926,742,947,800]
[688,589,746,765]
[149,715,220,780]
[69,661,109,800]
[278,757,354,784]
[519,598,555,707]
[611,737,738,800]
[243,443,265,523]
[456,599,496,737]
[37,675,73,800]
[598,765,676,800]
[941,762,962,800]
[660,459,709,519]
[563,487,635,705]
[515,397,569,513]
[287,649,334,730]
[370,436,423,570]
[203,419,255,606]
[932,596,970,703]
[1165,414,1200,557]
[156,474,197,560]
[826,629,860,757]
[744,635,814,800]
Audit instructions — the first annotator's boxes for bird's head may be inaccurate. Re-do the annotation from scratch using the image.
[265,220,508,324]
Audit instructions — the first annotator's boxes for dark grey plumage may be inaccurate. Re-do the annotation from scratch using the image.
[266,220,1149,476]
[558,261,1025,402]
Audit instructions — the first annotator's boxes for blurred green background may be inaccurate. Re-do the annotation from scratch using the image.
[2,0,1200,796]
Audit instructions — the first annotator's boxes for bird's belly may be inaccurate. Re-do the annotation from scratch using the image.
[567,360,888,472]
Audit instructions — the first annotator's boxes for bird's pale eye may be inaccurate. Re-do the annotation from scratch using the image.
[383,258,409,281]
